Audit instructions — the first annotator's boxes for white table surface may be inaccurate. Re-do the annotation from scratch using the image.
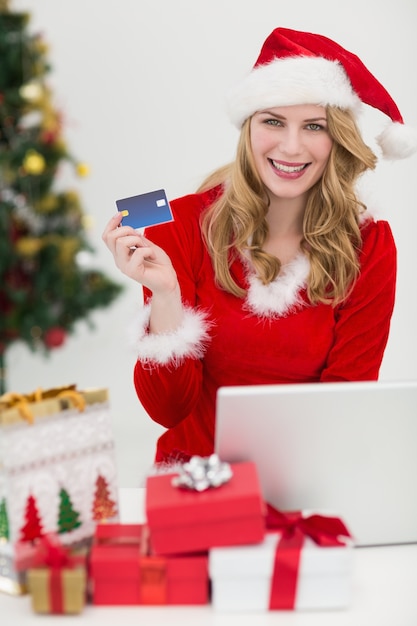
[1,487,417,626]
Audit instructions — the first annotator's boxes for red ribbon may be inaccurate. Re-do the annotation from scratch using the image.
[49,568,63,614]
[139,556,167,604]
[95,524,167,604]
[265,504,352,610]
[137,526,167,604]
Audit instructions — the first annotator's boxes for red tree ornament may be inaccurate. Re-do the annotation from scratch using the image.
[19,494,44,543]
[43,326,67,348]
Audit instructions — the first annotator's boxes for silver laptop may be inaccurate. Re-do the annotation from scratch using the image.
[215,380,417,546]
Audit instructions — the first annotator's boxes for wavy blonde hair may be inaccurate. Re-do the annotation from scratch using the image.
[199,107,377,305]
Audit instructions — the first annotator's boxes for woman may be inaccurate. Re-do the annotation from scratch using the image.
[103,27,416,464]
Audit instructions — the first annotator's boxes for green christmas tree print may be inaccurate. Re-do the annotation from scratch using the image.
[57,487,81,534]
[0,497,10,541]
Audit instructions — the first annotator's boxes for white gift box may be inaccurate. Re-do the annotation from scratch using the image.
[209,531,353,612]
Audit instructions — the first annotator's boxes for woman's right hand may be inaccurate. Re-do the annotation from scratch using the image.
[102,213,179,297]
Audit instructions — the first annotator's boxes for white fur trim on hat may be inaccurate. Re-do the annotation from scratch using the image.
[227,56,362,128]
[245,252,310,318]
[376,121,417,160]
[133,303,212,367]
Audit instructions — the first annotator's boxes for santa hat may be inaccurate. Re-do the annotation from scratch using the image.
[227,27,417,159]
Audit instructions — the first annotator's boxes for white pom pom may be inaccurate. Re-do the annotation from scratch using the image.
[376,122,417,160]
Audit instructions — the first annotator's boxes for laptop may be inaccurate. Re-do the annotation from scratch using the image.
[215,380,417,546]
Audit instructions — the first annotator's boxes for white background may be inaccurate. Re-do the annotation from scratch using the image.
[7,0,417,486]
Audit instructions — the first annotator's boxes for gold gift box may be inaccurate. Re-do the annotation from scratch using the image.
[27,566,87,614]
[0,386,109,426]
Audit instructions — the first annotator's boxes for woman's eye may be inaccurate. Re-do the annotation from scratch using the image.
[307,123,323,131]
[265,119,281,126]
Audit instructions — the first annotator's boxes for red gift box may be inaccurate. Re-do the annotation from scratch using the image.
[145,461,265,555]
[90,524,209,605]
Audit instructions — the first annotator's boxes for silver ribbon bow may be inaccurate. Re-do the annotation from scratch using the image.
[171,454,233,492]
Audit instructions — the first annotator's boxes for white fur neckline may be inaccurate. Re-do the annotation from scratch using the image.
[244,253,310,318]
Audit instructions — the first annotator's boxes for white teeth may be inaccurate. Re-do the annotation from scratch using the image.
[271,161,305,173]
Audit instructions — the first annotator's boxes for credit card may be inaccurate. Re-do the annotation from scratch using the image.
[116,189,173,229]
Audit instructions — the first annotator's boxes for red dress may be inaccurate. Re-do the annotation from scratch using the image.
[132,187,397,463]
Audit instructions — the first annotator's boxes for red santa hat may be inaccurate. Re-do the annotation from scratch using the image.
[227,27,417,160]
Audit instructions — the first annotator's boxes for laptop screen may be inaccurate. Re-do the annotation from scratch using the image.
[215,380,417,546]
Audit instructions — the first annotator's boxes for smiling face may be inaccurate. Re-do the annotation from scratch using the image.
[250,104,334,205]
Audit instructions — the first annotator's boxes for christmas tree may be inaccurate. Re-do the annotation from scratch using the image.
[57,487,81,534]
[19,493,44,542]
[0,497,9,541]
[92,474,118,522]
[0,1,123,393]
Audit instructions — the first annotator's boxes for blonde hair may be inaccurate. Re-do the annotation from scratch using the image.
[199,107,377,305]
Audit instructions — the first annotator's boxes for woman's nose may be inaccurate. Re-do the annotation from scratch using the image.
[278,128,303,155]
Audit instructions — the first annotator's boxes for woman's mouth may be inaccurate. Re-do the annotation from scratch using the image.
[269,159,309,173]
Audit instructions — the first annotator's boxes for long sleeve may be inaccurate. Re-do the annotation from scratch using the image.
[133,191,215,428]
[320,219,397,381]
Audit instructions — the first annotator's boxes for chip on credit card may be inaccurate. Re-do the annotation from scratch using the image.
[116,189,174,229]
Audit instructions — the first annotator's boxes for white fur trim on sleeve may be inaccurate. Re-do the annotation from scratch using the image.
[133,303,212,367]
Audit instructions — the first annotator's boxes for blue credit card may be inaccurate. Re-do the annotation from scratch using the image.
[116,189,174,229]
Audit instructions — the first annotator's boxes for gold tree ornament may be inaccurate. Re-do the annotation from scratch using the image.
[76,162,90,177]
[32,33,48,56]
[22,150,46,175]
[35,193,59,213]
[15,236,43,257]
[19,82,43,103]
[57,238,80,266]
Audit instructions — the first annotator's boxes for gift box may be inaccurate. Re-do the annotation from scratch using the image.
[209,507,353,612]
[146,459,265,555]
[26,534,87,614]
[27,567,86,614]
[13,539,44,574]
[0,542,26,595]
[90,523,209,605]
[0,385,119,554]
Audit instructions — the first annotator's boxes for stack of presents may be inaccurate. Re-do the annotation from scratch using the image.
[0,385,354,614]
